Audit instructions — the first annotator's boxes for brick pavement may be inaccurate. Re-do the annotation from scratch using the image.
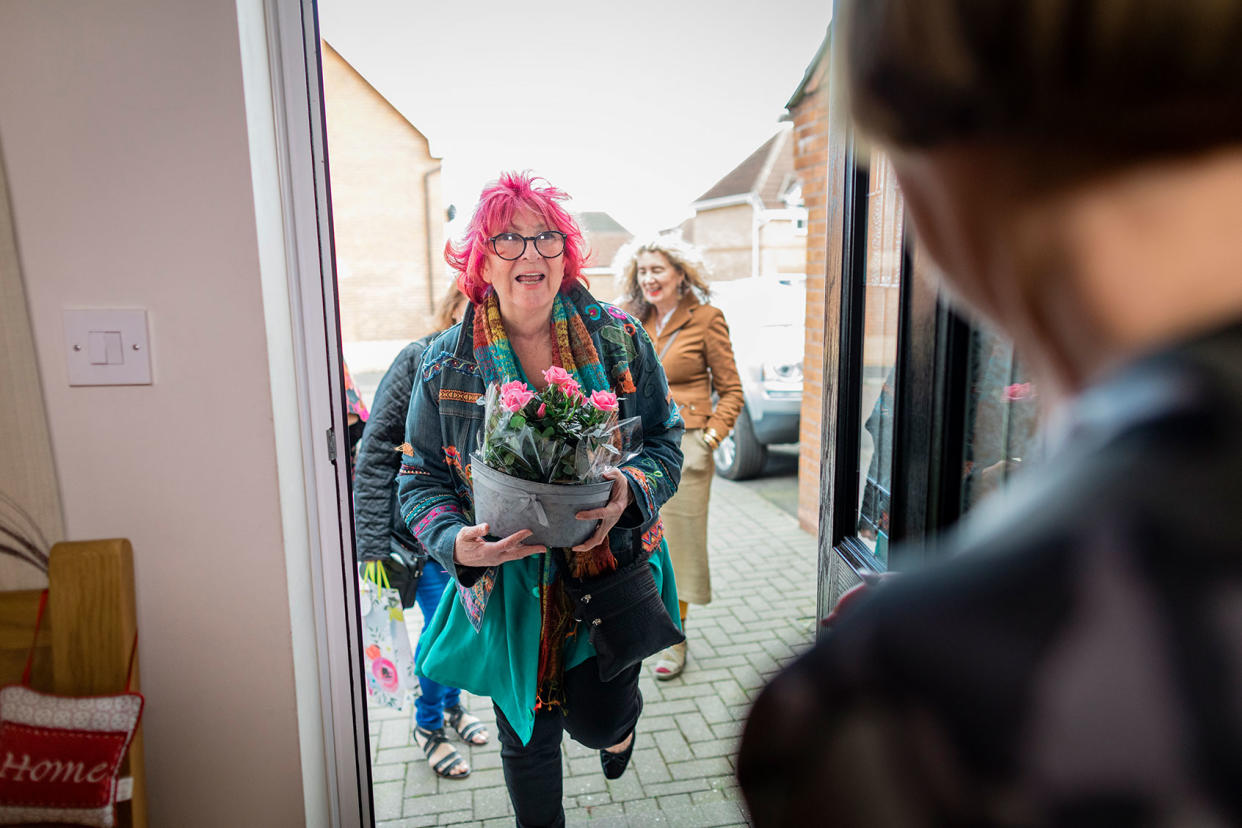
[367,475,819,827]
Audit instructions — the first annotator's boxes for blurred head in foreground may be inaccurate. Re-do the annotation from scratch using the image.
[842,0,1242,401]
[739,3,1242,826]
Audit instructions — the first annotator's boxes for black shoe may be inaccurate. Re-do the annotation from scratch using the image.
[600,730,636,780]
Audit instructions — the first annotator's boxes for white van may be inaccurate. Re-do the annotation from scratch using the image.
[706,275,805,479]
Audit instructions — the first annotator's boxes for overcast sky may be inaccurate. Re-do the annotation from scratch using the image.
[317,0,831,237]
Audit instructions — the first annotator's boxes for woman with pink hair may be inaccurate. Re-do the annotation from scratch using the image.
[397,172,686,825]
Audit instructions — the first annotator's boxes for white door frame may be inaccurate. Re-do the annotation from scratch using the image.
[243,0,372,823]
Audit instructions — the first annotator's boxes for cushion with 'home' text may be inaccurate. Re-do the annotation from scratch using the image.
[0,684,143,827]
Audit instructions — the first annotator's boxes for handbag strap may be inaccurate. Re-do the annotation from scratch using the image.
[21,588,139,692]
[658,328,681,362]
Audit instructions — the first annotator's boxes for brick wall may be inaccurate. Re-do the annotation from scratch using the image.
[790,55,830,534]
[322,44,450,346]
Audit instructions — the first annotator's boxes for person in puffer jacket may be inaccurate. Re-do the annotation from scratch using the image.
[353,284,486,780]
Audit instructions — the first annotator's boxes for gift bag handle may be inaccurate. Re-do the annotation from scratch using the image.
[22,588,139,692]
[363,560,393,591]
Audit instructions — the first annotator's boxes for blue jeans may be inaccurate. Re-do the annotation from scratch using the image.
[413,561,462,731]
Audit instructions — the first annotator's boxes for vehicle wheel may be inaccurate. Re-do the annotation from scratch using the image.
[714,407,767,480]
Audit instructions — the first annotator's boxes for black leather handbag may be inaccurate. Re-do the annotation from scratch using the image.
[563,560,685,682]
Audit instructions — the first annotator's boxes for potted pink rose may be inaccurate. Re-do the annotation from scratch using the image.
[471,369,641,547]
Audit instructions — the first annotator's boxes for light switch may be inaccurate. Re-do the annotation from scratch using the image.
[87,331,124,365]
[63,309,152,386]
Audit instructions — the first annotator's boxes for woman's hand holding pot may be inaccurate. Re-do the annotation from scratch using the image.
[571,468,633,552]
[454,523,545,567]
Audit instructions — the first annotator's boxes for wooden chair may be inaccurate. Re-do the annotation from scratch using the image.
[0,539,147,827]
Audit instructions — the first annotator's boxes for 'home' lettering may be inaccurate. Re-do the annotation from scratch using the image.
[0,752,109,784]
[0,751,31,781]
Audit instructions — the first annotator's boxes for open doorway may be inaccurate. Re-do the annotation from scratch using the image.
[306,1,831,822]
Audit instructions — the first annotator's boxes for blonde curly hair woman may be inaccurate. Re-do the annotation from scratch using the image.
[617,235,744,679]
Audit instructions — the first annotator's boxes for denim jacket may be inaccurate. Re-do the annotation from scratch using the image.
[396,285,685,614]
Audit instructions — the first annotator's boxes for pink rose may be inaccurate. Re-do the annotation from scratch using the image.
[560,378,581,397]
[536,402,547,417]
[499,380,535,412]
[1003,382,1033,402]
[542,366,573,387]
[502,389,534,413]
[500,380,529,396]
[589,390,619,411]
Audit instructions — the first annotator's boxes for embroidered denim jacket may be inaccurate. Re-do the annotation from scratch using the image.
[396,286,685,622]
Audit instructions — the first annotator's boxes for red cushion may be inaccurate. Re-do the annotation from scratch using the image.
[0,686,142,827]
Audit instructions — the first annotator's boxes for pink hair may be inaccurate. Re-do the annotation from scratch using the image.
[445,171,590,304]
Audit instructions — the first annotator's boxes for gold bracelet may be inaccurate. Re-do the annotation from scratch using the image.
[700,428,721,449]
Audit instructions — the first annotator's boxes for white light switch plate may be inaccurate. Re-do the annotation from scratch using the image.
[63,309,152,386]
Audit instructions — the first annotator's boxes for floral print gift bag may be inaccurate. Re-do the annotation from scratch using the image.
[358,562,418,710]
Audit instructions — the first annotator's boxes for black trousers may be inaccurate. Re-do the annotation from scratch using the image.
[493,658,642,828]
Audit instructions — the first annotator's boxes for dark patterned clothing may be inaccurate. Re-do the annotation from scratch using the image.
[469,289,638,710]
[353,336,434,569]
[739,321,1242,827]
[396,284,684,745]
[342,362,369,422]
[342,361,369,475]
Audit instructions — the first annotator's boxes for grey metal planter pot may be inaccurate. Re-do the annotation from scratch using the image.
[471,454,614,548]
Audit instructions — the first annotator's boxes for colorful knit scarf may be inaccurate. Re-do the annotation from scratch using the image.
[472,290,618,711]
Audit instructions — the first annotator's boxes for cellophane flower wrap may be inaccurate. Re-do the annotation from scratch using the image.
[477,369,642,484]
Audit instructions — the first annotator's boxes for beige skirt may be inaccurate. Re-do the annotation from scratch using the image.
[661,428,714,605]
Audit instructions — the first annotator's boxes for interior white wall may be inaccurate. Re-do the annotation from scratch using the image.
[0,140,64,589]
[0,1,311,823]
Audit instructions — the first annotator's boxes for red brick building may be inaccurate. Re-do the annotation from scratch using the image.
[321,42,450,346]
[786,32,831,533]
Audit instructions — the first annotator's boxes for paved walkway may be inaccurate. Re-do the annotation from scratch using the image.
[367,475,819,827]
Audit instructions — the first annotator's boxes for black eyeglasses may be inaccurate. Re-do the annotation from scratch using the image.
[487,230,567,261]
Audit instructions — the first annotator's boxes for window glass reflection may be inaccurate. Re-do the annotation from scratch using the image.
[960,327,1042,511]
[856,155,904,566]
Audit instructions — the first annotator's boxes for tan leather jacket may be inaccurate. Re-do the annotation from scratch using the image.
[640,293,745,436]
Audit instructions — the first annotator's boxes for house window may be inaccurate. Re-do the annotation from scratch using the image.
[823,140,1041,603]
[854,156,904,565]
[824,145,918,580]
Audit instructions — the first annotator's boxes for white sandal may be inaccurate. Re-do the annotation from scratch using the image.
[653,641,687,680]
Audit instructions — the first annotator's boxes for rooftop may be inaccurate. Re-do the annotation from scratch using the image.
[694,124,795,209]
[578,211,630,235]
